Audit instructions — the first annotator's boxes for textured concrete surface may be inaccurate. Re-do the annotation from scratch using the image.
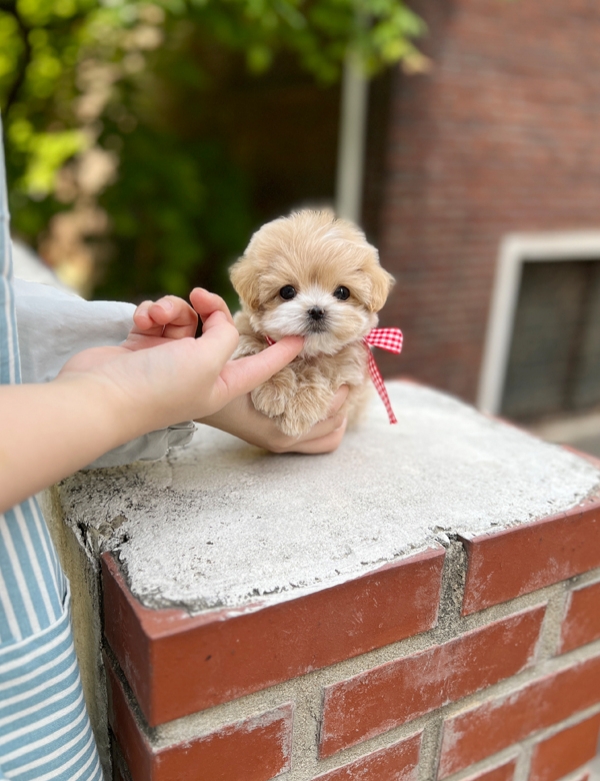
[58,381,600,615]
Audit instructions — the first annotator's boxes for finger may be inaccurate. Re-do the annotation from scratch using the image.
[190,313,242,378]
[295,412,346,442]
[197,310,240,353]
[190,288,236,327]
[148,296,198,326]
[131,300,158,334]
[148,296,199,339]
[218,336,304,399]
[131,298,199,340]
[286,417,348,454]
[328,385,350,416]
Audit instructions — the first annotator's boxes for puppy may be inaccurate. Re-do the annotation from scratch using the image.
[230,209,395,437]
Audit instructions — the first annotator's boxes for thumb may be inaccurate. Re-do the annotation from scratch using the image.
[219,336,304,399]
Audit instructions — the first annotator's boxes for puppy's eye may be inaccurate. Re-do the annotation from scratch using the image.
[333,286,350,301]
[279,285,297,300]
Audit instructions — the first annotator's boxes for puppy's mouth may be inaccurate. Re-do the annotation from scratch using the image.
[306,320,328,334]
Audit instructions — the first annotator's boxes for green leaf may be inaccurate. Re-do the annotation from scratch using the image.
[23,130,88,196]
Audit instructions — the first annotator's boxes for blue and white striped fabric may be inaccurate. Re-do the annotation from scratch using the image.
[0,122,102,778]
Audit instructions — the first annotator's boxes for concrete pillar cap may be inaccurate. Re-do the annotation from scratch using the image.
[59,381,600,614]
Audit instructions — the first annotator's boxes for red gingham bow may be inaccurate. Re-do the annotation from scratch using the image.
[363,327,403,424]
[263,326,403,424]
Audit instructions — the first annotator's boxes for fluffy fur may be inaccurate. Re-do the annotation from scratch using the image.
[230,209,395,436]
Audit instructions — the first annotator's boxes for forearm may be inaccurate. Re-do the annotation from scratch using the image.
[0,376,143,513]
[0,292,306,512]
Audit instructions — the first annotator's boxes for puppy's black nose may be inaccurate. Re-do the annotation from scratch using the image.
[308,306,326,321]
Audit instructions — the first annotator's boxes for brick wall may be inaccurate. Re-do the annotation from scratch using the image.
[372,0,600,402]
[104,495,600,780]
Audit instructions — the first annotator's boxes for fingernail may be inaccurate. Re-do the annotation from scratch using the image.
[162,299,174,310]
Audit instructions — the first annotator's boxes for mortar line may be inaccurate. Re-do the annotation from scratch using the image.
[418,717,444,781]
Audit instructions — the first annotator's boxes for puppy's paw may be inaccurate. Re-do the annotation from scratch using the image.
[276,383,333,437]
[276,412,316,438]
[251,368,297,418]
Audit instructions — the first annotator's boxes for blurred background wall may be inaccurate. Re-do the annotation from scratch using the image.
[371,0,600,415]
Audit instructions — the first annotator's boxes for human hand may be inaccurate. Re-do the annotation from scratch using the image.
[127,293,200,342]
[130,293,349,453]
[0,288,336,513]
[200,386,349,454]
[57,292,201,375]
[57,288,304,438]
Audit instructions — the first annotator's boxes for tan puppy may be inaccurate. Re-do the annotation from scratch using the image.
[230,209,395,437]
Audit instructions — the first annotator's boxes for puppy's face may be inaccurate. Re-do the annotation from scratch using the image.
[230,210,394,356]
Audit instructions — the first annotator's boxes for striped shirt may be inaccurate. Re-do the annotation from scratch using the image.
[0,122,102,778]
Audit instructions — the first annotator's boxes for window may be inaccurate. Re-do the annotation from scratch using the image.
[478,233,600,422]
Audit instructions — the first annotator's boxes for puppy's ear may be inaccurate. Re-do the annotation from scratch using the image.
[230,257,261,310]
[368,265,395,312]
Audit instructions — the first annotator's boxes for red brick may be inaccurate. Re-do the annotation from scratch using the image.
[438,654,600,777]
[320,605,545,757]
[101,547,444,726]
[105,655,152,781]
[312,733,422,781]
[560,580,600,654]
[461,500,600,614]
[105,652,293,781]
[528,713,600,781]
[462,759,517,781]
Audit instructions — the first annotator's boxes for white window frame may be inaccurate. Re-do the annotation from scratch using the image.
[477,231,600,416]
